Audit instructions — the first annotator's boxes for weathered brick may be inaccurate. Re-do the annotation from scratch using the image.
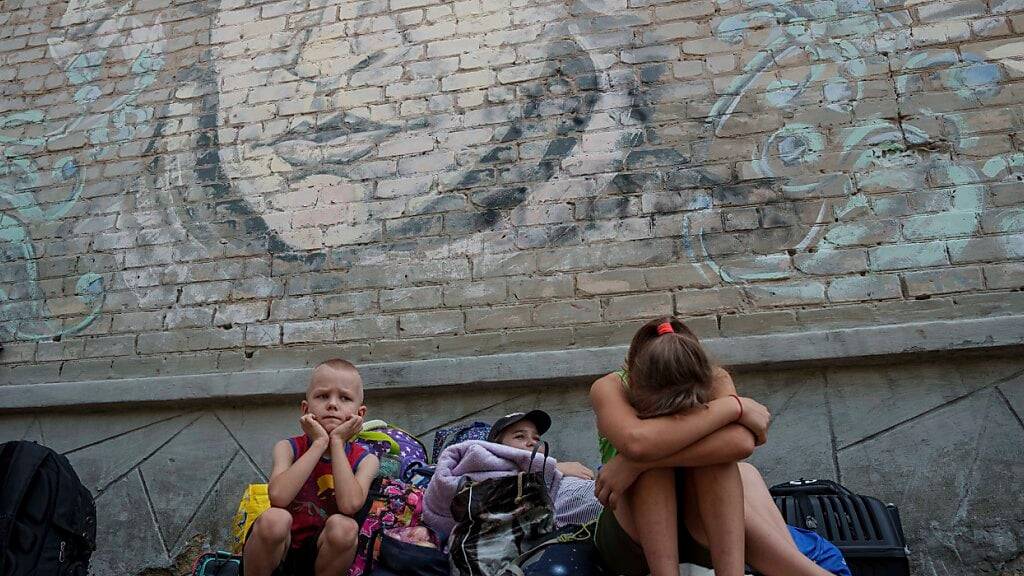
[179,281,234,305]
[827,275,903,303]
[335,316,397,341]
[947,234,1024,263]
[720,310,800,336]
[399,310,463,336]
[794,249,868,275]
[270,297,316,320]
[902,212,978,240]
[443,280,507,306]
[281,320,334,344]
[465,305,532,332]
[81,334,136,358]
[316,292,376,316]
[508,276,574,301]
[245,324,281,347]
[869,242,950,270]
[577,270,647,296]
[903,267,985,296]
[533,300,601,326]
[674,287,744,315]
[983,262,1024,289]
[214,302,270,326]
[381,286,444,311]
[745,282,827,307]
[606,293,674,321]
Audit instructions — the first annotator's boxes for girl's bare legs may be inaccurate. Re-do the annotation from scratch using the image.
[613,468,680,576]
[683,463,747,576]
[738,463,832,576]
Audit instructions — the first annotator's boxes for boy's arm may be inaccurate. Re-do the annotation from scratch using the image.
[331,444,379,516]
[591,372,741,462]
[267,437,327,508]
[327,414,380,516]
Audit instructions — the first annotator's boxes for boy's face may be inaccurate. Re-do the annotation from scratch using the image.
[301,367,366,433]
[498,421,541,452]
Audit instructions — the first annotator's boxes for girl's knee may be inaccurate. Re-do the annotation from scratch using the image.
[737,462,762,481]
[322,515,359,550]
[253,508,292,543]
[636,467,674,486]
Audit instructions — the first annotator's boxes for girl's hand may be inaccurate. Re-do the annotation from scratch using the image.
[736,397,771,446]
[556,461,596,480]
[594,456,642,510]
[300,414,329,447]
[330,414,364,445]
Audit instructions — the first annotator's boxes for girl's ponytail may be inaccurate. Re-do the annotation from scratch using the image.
[626,316,714,418]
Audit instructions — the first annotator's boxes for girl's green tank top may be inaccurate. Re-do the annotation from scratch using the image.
[597,369,629,464]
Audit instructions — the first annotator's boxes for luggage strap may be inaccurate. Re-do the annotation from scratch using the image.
[501,522,596,575]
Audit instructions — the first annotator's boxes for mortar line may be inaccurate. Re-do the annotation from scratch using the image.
[838,367,1024,452]
[138,468,171,558]
[416,392,530,437]
[823,369,843,484]
[995,386,1024,432]
[170,449,241,553]
[62,412,192,456]
[214,411,269,481]
[95,412,202,496]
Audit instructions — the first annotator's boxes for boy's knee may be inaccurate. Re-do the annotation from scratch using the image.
[254,507,293,543]
[322,515,359,550]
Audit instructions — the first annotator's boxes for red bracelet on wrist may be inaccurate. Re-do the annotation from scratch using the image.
[730,394,743,421]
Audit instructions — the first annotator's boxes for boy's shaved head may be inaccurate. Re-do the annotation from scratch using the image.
[308,359,364,402]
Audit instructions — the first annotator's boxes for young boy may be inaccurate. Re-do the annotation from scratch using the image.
[487,410,595,480]
[244,359,380,576]
[488,410,604,526]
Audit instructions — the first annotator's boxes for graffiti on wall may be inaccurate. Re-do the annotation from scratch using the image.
[1,0,1021,340]
[682,0,1019,283]
[0,0,165,339]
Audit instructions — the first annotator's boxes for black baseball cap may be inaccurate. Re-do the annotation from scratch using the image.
[487,410,552,442]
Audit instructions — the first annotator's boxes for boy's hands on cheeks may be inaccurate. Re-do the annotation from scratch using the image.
[300,414,329,447]
[329,414,364,445]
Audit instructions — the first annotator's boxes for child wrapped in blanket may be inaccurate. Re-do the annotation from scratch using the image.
[422,410,603,538]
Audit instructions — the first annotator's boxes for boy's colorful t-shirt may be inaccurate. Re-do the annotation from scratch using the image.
[286,435,369,548]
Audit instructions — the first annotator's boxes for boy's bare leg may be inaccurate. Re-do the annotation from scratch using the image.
[617,468,680,576]
[683,463,746,576]
[243,508,292,576]
[738,463,832,576]
[315,514,360,576]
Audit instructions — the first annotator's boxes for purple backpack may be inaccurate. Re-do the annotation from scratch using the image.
[355,421,429,481]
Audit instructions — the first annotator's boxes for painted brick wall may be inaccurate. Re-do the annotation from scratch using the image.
[1,0,1024,381]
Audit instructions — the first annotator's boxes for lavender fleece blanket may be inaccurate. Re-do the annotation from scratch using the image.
[423,440,563,536]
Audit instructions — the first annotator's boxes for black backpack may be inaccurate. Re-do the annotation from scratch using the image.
[770,478,910,576]
[0,441,97,576]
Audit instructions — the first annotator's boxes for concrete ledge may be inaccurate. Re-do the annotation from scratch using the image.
[2,316,1022,412]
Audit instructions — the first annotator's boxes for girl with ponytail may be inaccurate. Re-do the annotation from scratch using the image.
[591,317,845,576]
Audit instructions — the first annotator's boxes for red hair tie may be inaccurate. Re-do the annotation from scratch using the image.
[656,322,675,335]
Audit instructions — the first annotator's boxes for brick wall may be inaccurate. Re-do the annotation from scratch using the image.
[1,0,1023,381]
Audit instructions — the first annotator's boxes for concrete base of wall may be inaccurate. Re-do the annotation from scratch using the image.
[2,320,1023,575]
